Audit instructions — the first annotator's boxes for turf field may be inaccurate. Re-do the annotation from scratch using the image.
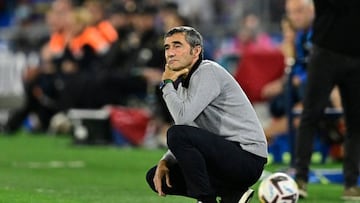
[0,132,346,203]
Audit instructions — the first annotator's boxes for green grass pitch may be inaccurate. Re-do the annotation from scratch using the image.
[0,132,345,203]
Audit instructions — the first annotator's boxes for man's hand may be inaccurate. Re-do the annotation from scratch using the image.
[261,79,284,99]
[153,160,172,196]
[161,64,189,81]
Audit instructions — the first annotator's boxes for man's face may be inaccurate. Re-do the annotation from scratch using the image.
[286,0,313,30]
[164,33,200,71]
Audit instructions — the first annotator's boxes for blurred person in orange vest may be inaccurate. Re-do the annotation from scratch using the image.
[83,0,118,44]
[57,5,158,110]
[2,0,74,133]
[55,7,113,110]
[62,7,110,73]
[47,0,73,58]
[96,2,135,71]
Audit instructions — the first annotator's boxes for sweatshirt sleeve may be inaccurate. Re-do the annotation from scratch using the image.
[160,150,177,164]
[161,66,221,124]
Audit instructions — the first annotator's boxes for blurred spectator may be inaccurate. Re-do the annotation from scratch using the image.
[261,17,297,141]
[59,2,164,111]
[104,2,135,71]
[215,13,275,74]
[259,17,296,101]
[14,0,32,26]
[56,6,120,110]
[2,0,74,133]
[162,13,189,35]
[59,7,110,74]
[0,0,294,137]
[172,0,214,30]
[263,0,343,145]
[46,0,73,65]
[262,0,314,141]
[214,12,281,133]
[236,13,275,53]
[128,4,164,78]
[157,1,178,30]
[279,17,296,65]
[83,0,118,44]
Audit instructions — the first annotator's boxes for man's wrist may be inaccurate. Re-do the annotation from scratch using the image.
[158,159,168,166]
[159,79,173,90]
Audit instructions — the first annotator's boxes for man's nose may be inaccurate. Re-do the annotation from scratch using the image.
[167,50,175,57]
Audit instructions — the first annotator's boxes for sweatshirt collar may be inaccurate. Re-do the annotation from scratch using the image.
[180,56,203,88]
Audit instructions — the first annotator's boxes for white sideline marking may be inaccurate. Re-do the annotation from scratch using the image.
[12,160,86,169]
[35,188,55,193]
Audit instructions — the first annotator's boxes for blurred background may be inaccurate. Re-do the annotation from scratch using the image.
[0,0,344,163]
[0,1,353,202]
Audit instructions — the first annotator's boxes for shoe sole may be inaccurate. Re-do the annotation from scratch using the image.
[239,188,254,203]
[298,189,308,199]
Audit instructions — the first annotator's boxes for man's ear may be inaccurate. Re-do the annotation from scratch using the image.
[193,45,202,57]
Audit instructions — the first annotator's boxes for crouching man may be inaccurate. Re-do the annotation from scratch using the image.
[146,26,268,203]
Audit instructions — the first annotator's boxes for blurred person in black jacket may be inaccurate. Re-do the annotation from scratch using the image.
[294,0,360,200]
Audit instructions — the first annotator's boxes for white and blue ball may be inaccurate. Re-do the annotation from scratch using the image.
[258,172,299,203]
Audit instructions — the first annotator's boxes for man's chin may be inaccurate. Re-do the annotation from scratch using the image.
[169,66,183,71]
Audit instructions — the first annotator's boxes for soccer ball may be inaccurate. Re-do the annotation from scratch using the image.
[258,172,299,203]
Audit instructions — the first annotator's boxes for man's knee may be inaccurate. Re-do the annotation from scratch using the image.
[146,166,157,193]
[167,125,190,150]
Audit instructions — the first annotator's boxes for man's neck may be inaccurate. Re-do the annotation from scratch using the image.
[181,56,203,88]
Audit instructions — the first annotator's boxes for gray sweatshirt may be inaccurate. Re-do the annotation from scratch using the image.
[161,60,268,163]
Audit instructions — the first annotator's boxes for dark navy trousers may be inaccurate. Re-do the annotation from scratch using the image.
[146,125,266,203]
[295,45,360,188]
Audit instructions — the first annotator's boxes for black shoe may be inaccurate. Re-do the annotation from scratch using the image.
[296,179,308,199]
